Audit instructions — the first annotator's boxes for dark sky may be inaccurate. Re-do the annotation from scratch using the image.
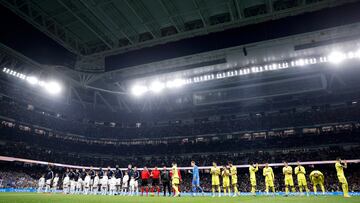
[1,2,360,71]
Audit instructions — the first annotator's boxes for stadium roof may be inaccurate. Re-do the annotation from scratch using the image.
[1,0,358,71]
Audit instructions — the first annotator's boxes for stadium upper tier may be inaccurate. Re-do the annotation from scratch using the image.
[0,88,360,140]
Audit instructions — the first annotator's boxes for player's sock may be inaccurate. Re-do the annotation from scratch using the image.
[320,185,325,194]
[342,183,349,197]
[218,186,221,197]
[146,187,149,196]
[175,186,179,196]
[291,187,296,193]
[212,188,215,196]
[285,186,289,194]
[157,187,160,196]
[223,188,226,196]
[313,186,317,194]
[141,186,144,196]
[271,186,275,193]
[227,188,231,196]
[234,185,239,195]
[299,186,303,193]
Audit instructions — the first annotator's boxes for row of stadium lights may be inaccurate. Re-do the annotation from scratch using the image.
[2,68,62,95]
[131,50,360,97]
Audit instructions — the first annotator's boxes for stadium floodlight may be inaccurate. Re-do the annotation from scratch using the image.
[149,81,165,93]
[328,51,346,64]
[131,85,148,96]
[44,81,62,95]
[26,76,39,85]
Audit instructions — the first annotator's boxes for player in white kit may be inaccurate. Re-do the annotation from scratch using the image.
[109,175,117,195]
[122,171,129,195]
[84,172,91,195]
[92,172,100,195]
[52,173,59,192]
[38,175,45,193]
[62,172,70,194]
[101,172,109,195]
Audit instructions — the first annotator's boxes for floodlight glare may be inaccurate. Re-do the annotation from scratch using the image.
[356,50,360,58]
[328,51,346,64]
[44,81,62,95]
[149,81,164,93]
[26,76,39,85]
[131,85,148,96]
[166,78,185,88]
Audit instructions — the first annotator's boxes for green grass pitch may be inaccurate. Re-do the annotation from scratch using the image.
[0,193,359,203]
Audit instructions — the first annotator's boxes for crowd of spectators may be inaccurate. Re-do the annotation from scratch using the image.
[0,170,37,189]
[0,94,360,140]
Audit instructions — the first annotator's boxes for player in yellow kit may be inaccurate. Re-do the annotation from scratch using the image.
[309,170,325,195]
[294,161,309,195]
[282,162,295,196]
[171,162,180,197]
[222,165,231,196]
[249,163,258,196]
[228,161,240,197]
[210,162,221,197]
[263,163,275,194]
[335,157,350,198]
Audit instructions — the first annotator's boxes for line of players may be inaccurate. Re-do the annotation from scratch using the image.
[209,158,350,198]
[38,164,180,196]
[38,158,350,198]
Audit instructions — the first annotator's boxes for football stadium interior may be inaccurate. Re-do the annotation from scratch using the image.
[0,0,360,202]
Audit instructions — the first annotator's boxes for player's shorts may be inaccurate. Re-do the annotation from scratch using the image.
[130,179,137,188]
[250,178,257,186]
[70,180,76,189]
[212,176,220,186]
[312,180,324,186]
[192,178,200,186]
[223,179,230,187]
[84,181,90,188]
[116,178,121,186]
[337,175,348,184]
[78,178,83,184]
[46,179,51,185]
[231,176,238,185]
[141,179,148,187]
[284,177,294,186]
[76,181,82,189]
[152,179,160,186]
[297,177,307,186]
[110,184,116,191]
[265,178,274,187]
[172,177,180,185]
